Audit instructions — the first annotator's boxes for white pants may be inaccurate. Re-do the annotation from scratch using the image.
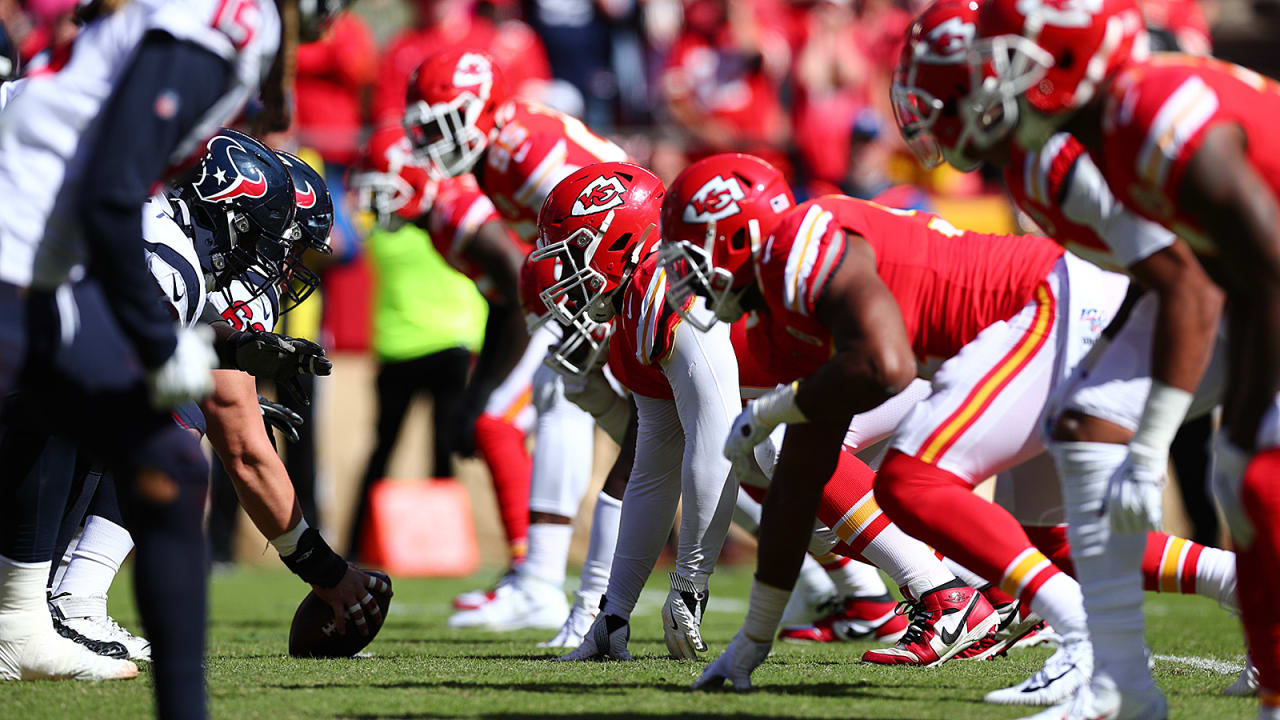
[483,324,557,433]
[528,362,597,517]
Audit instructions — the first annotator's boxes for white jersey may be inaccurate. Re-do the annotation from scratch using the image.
[207,275,281,333]
[0,0,280,290]
[142,194,207,327]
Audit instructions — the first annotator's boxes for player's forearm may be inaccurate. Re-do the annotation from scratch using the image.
[1135,246,1223,395]
[796,348,914,424]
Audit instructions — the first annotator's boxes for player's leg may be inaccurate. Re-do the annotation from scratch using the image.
[0,281,25,403]
[348,356,419,561]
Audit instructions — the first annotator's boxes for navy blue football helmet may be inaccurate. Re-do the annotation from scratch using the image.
[175,128,298,297]
[275,151,333,309]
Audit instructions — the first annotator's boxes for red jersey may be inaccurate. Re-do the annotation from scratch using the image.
[754,196,1064,369]
[427,175,529,300]
[477,100,630,242]
[607,252,775,401]
[1099,53,1280,255]
[1005,133,1109,257]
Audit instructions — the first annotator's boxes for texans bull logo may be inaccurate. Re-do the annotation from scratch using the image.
[195,135,268,203]
[682,175,745,223]
[571,176,628,216]
[279,154,318,209]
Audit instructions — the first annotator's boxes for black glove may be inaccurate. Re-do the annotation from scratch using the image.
[219,330,332,406]
[259,394,304,443]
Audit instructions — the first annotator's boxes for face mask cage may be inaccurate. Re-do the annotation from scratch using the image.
[892,68,947,170]
[964,34,1055,149]
[658,219,751,332]
[545,316,615,378]
[530,226,614,326]
[404,96,486,179]
[210,210,304,310]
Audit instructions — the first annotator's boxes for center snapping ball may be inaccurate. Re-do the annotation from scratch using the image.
[288,570,392,658]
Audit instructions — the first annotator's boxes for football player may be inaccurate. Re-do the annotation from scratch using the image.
[402,49,632,602]
[530,162,985,662]
[351,126,604,636]
[967,0,1280,716]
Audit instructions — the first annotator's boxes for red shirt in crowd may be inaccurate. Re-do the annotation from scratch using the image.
[294,12,377,167]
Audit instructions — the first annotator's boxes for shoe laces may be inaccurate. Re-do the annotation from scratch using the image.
[894,600,934,646]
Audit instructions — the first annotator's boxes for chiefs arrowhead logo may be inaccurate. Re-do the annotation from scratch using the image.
[571,176,628,216]
[453,52,494,101]
[683,176,746,223]
[924,16,975,61]
[195,135,268,203]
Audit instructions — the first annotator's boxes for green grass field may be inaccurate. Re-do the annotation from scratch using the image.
[0,565,1255,719]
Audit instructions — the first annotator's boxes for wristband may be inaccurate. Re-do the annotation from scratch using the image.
[1131,381,1193,464]
[269,517,309,557]
[755,382,808,427]
[280,527,347,588]
[742,577,790,643]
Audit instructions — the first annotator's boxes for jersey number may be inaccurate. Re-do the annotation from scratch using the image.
[212,0,261,51]
[221,301,266,332]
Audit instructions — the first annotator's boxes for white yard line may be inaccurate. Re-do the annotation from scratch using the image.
[1154,654,1245,675]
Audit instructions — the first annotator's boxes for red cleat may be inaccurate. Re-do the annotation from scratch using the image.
[778,594,908,644]
[956,599,1048,660]
[861,583,998,667]
[452,568,517,610]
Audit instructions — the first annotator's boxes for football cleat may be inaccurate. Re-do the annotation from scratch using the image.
[50,593,148,662]
[778,562,837,627]
[539,592,600,649]
[662,573,709,660]
[0,614,137,681]
[556,602,632,661]
[779,593,907,644]
[861,583,998,667]
[1015,673,1167,720]
[986,635,1092,706]
[956,600,1047,660]
[1224,654,1259,697]
[447,577,568,631]
[452,568,518,611]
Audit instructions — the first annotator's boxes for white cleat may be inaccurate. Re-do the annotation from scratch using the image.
[1017,674,1167,720]
[986,635,1092,706]
[539,592,599,649]
[1224,655,1259,697]
[50,593,150,662]
[0,612,137,681]
[447,577,568,631]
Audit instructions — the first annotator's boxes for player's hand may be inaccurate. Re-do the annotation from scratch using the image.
[259,395,303,443]
[1105,445,1166,534]
[231,330,332,380]
[557,609,633,661]
[692,629,772,692]
[147,325,216,408]
[662,572,708,660]
[724,402,777,471]
[311,565,393,637]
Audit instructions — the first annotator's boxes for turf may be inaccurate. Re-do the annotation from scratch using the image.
[0,565,1254,719]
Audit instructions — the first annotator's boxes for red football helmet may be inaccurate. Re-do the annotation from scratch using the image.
[351,125,438,225]
[892,0,985,171]
[404,48,506,178]
[658,153,794,331]
[520,252,614,377]
[530,162,664,328]
[969,0,1148,149]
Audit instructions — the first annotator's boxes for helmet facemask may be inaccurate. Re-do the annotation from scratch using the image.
[404,94,487,179]
[544,316,615,378]
[531,220,652,326]
[963,34,1057,149]
[659,218,757,332]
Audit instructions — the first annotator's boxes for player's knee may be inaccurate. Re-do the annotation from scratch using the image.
[873,453,919,523]
[1050,410,1132,444]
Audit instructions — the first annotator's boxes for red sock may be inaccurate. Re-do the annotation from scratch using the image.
[472,413,531,563]
[1141,531,1207,594]
[876,451,1060,604]
[1024,524,1074,576]
[816,452,889,557]
[1237,448,1280,695]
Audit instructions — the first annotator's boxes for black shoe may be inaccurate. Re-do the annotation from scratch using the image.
[51,614,129,660]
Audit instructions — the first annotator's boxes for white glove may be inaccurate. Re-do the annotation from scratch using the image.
[1105,444,1166,534]
[692,629,773,692]
[662,573,708,660]
[725,383,805,472]
[556,608,632,661]
[146,325,216,409]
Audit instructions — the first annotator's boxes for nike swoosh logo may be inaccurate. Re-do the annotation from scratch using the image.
[1021,664,1077,692]
[938,599,977,646]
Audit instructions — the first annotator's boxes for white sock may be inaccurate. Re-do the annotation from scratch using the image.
[48,528,81,596]
[520,523,573,589]
[55,516,133,601]
[857,524,955,601]
[1028,571,1089,637]
[1052,440,1151,690]
[824,559,888,598]
[578,492,621,600]
[1195,544,1239,611]
[943,557,991,590]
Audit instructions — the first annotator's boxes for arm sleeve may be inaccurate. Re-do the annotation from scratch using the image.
[78,32,232,369]
[1059,151,1176,268]
[662,314,742,584]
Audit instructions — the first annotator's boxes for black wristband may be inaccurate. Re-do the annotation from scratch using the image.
[215,329,250,369]
[280,528,347,588]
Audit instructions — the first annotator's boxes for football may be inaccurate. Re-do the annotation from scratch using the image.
[288,570,392,658]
